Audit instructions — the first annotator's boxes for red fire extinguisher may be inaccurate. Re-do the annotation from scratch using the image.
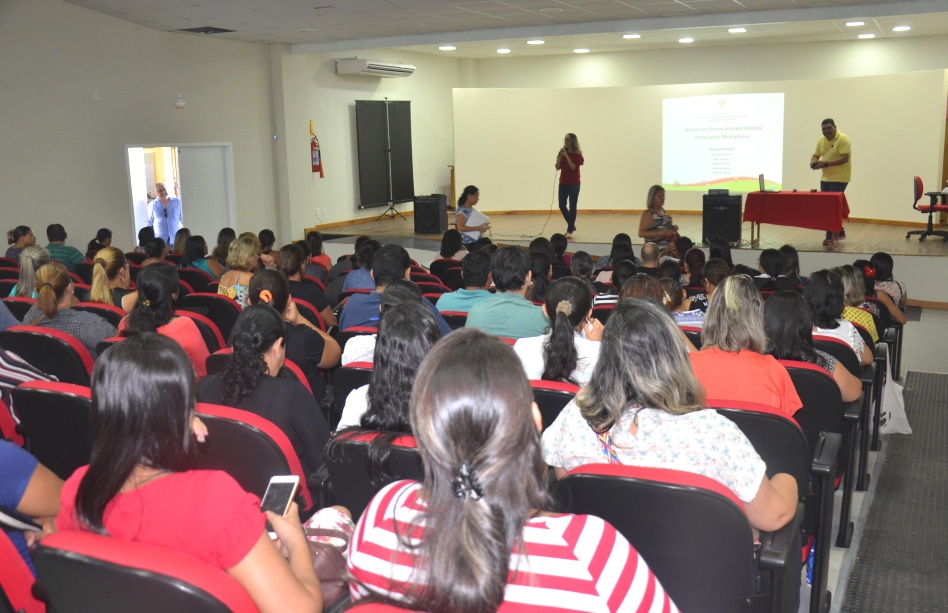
[310,120,324,178]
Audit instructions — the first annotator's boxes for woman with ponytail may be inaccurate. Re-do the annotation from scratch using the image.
[88,247,135,311]
[10,245,50,298]
[120,263,209,377]
[196,304,329,476]
[277,243,337,326]
[23,262,116,358]
[348,328,677,612]
[513,276,603,385]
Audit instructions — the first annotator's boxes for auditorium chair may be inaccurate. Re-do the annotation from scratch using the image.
[292,298,328,331]
[529,379,579,430]
[0,257,19,269]
[177,293,242,340]
[194,402,314,514]
[679,325,703,349]
[333,326,377,354]
[72,302,126,327]
[415,281,451,295]
[2,296,35,322]
[431,264,463,291]
[438,310,467,330]
[0,326,94,386]
[711,400,840,613]
[409,272,440,285]
[556,464,803,613]
[0,281,15,297]
[0,530,44,613]
[591,304,615,324]
[324,430,423,521]
[301,275,327,291]
[34,531,259,613]
[174,310,226,354]
[10,381,93,480]
[428,258,460,281]
[177,268,216,294]
[330,361,373,430]
[0,270,18,281]
[905,175,948,241]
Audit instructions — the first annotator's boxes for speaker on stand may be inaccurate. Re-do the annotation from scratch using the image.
[702,194,742,244]
[414,195,448,234]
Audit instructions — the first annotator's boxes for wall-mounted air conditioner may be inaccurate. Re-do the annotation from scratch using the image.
[333,58,415,78]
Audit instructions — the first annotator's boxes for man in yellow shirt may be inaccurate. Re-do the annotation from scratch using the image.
[810,118,851,245]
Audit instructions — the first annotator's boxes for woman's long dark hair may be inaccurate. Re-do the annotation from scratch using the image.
[541,277,592,384]
[222,305,286,406]
[439,230,464,259]
[804,269,844,330]
[122,263,178,335]
[457,185,478,208]
[248,268,291,313]
[527,252,551,303]
[181,236,207,267]
[142,237,166,259]
[683,248,706,287]
[75,334,195,533]
[351,239,381,271]
[870,252,895,282]
[758,248,785,278]
[549,234,568,266]
[764,291,820,363]
[278,243,306,278]
[779,245,802,280]
[709,237,733,268]
[406,329,552,613]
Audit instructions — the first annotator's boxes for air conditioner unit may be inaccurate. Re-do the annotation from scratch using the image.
[334,58,415,78]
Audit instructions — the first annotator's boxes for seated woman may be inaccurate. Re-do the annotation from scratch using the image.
[688,274,802,417]
[779,244,806,289]
[348,328,679,611]
[638,185,677,250]
[569,250,593,279]
[5,226,36,262]
[542,299,798,532]
[834,264,879,343]
[437,228,466,262]
[179,235,223,279]
[9,245,49,298]
[247,269,340,402]
[549,233,572,278]
[754,249,797,292]
[88,247,136,311]
[455,185,489,246]
[56,334,325,612]
[86,228,112,255]
[340,280,424,366]
[342,240,380,292]
[210,227,236,268]
[659,276,703,327]
[336,300,440,430]
[1,440,62,576]
[120,263,209,378]
[196,305,330,476]
[514,276,603,385]
[171,227,191,256]
[869,252,908,322]
[682,247,706,290]
[764,291,862,403]
[22,262,117,358]
[278,243,337,327]
[618,274,700,356]
[305,231,332,274]
[689,257,730,312]
[527,251,553,303]
[592,258,636,307]
[218,236,263,308]
[139,237,169,268]
[295,240,328,284]
[804,270,873,366]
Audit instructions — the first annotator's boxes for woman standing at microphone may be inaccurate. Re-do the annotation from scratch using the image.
[556,133,584,239]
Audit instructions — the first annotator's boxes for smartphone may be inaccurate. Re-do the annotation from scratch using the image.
[260,475,300,539]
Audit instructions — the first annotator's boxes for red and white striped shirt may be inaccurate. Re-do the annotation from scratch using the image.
[348,480,678,613]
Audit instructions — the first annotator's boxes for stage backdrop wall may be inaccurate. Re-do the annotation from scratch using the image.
[453,70,948,224]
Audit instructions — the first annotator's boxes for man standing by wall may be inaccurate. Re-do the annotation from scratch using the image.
[810,118,851,245]
[146,182,183,244]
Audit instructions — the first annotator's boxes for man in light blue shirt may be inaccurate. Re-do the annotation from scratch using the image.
[146,182,183,243]
[465,246,548,339]
[436,250,492,313]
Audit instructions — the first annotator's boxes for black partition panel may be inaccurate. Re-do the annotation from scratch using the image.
[355,100,415,209]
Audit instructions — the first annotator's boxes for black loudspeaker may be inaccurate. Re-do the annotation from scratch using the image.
[702,195,742,244]
[414,195,448,234]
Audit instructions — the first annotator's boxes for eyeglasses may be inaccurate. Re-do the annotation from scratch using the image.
[163,208,168,218]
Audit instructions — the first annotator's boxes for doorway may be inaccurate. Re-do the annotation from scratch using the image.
[126,143,237,249]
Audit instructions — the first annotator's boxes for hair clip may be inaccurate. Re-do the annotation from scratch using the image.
[555,300,573,316]
[451,462,484,500]
[258,289,272,304]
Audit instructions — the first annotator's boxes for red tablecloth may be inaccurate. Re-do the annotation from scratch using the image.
[743,191,850,233]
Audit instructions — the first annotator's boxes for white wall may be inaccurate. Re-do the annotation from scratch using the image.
[0,0,277,251]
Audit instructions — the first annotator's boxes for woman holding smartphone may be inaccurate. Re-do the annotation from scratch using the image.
[555,133,584,239]
[56,334,324,612]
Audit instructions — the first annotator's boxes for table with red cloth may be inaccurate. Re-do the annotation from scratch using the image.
[743,191,850,246]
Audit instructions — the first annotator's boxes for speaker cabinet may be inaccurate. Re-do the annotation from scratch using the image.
[702,195,742,244]
[414,195,448,234]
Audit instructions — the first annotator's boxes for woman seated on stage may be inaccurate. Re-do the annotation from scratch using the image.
[455,185,490,246]
[542,298,798,533]
[348,328,679,612]
[638,185,677,250]
[56,334,326,613]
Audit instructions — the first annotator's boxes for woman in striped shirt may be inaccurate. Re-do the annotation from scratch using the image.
[347,328,678,613]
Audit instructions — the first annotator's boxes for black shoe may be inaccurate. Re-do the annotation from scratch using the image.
[839,228,846,239]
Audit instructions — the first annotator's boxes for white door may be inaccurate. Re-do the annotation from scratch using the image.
[177,144,237,241]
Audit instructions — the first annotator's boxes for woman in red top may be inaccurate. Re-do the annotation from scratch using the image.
[555,133,584,239]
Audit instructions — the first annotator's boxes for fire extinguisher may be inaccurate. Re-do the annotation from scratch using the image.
[310,120,324,178]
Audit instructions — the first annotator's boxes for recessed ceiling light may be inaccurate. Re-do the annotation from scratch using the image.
[858,33,875,39]
[527,39,545,45]
[846,21,865,27]
[623,34,641,39]
[892,25,911,32]
[573,48,589,53]
[679,37,694,43]
[728,27,746,33]
[438,45,456,51]
[497,48,511,54]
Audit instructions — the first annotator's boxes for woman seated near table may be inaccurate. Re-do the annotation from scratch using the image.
[347,328,679,612]
[56,334,326,613]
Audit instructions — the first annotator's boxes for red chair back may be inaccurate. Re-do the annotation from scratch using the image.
[0,530,45,613]
[0,325,94,386]
[73,302,126,327]
[2,296,36,321]
[177,293,242,340]
[10,381,93,480]
[529,379,579,430]
[292,298,327,331]
[174,310,225,353]
[177,268,216,294]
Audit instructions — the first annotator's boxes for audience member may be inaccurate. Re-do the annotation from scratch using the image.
[327,235,370,282]
[86,228,112,255]
[805,269,873,365]
[657,259,682,281]
[593,242,637,286]
[731,263,757,277]
[541,299,798,533]
[88,247,135,311]
[342,239,381,292]
[23,262,116,358]
[341,280,423,365]
[659,276,703,327]
[9,245,49,298]
[637,242,660,276]
[218,236,263,308]
[120,262,209,378]
[595,233,633,269]
[197,305,330,476]
[618,272,664,303]
[779,244,806,288]
[140,237,168,268]
[549,233,572,278]
[134,226,155,254]
[682,247,706,288]
[170,227,191,255]
[755,248,796,292]
[592,259,637,307]
[248,269,340,400]
[5,226,36,262]
[514,276,602,385]
[210,227,236,267]
[527,251,553,303]
[834,264,879,342]
[179,235,224,279]
[305,231,331,273]
[438,229,467,261]
[465,246,548,339]
[764,291,861,402]
[278,243,336,326]
[57,334,327,612]
[569,250,593,278]
[689,257,730,312]
[435,250,492,313]
[258,229,276,257]
[348,328,678,612]
[708,237,734,268]
[689,274,802,417]
[870,251,907,309]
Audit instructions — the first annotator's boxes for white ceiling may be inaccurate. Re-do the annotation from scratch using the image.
[64,0,948,58]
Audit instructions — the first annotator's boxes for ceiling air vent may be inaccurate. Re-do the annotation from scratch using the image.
[334,58,415,78]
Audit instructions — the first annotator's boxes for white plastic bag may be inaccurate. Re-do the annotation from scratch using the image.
[880,360,911,435]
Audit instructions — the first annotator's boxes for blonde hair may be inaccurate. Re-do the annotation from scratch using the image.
[226,237,259,271]
[90,247,127,305]
[701,274,767,353]
[34,262,72,319]
[833,265,865,308]
[15,245,50,298]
